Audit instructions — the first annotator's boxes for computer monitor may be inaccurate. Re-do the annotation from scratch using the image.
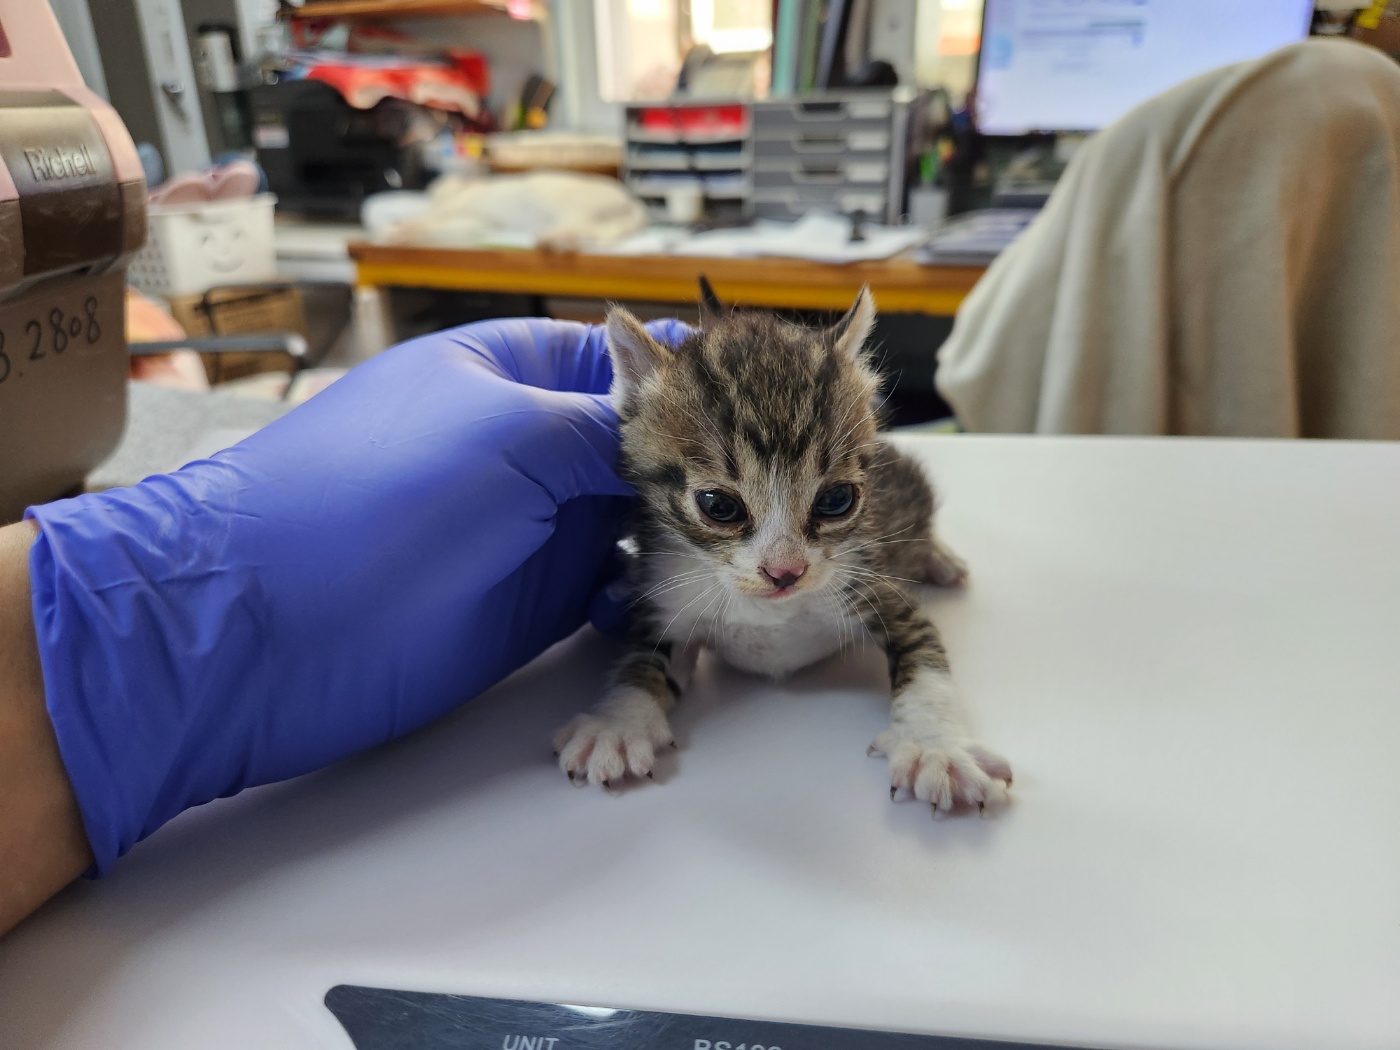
[975,0,1316,136]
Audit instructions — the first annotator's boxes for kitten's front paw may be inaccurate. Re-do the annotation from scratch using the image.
[870,727,1012,814]
[553,688,675,788]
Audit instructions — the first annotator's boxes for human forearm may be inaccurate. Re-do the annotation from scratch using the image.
[0,318,682,898]
[0,521,91,936]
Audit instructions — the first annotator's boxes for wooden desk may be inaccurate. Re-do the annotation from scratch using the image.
[349,243,986,317]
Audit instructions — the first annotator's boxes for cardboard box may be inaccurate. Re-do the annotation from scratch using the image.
[167,285,307,384]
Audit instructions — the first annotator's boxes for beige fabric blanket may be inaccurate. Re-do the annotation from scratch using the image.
[935,40,1400,438]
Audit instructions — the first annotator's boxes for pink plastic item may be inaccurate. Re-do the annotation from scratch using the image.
[149,172,211,206]
[0,0,144,189]
[208,159,260,200]
[149,160,261,206]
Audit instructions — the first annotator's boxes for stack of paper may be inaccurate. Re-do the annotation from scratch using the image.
[917,208,1041,265]
[600,212,930,263]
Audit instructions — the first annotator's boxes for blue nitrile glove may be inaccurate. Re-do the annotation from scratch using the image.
[27,317,690,875]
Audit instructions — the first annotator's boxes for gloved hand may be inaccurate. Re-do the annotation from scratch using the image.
[27,317,690,875]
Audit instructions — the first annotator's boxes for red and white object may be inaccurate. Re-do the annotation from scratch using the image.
[291,50,490,119]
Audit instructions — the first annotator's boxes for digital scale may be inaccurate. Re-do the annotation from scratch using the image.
[2,438,1398,1050]
[325,988,1057,1049]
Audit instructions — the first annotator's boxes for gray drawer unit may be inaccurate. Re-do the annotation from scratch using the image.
[750,89,918,225]
[624,102,754,221]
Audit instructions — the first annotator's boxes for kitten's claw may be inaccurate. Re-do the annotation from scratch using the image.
[867,744,881,758]
[890,785,897,800]
[554,691,675,788]
[966,742,1014,787]
[875,726,1011,815]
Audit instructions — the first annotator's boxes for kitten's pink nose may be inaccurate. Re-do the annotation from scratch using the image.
[760,561,807,590]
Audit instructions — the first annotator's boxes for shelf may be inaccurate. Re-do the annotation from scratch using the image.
[284,0,518,22]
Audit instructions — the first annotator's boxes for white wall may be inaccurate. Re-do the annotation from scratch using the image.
[48,0,109,98]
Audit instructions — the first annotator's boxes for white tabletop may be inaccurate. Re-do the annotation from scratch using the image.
[3,435,1398,1050]
[274,218,363,284]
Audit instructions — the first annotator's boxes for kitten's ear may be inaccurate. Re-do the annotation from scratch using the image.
[830,285,877,360]
[606,306,669,403]
[698,275,723,325]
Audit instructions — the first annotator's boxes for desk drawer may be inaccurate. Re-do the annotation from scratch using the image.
[753,160,889,187]
[753,97,894,138]
[752,188,888,220]
[752,129,891,162]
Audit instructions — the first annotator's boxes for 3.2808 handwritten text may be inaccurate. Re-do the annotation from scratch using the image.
[0,296,102,384]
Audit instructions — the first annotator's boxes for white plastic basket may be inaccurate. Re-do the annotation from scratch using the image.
[128,194,278,299]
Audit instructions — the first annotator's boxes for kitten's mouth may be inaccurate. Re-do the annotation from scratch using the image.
[759,584,799,600]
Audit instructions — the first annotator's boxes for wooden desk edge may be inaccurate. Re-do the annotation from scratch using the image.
[348,243,984,316]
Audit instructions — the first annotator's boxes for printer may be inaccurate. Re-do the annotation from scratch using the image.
[0,1,147,523]
[251,78,431,222]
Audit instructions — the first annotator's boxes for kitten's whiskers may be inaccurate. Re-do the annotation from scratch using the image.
[684,581,729,654]
[837,564,925,592]
[833,522,918,560]
[653,581,724,654]
[634,568,713,605]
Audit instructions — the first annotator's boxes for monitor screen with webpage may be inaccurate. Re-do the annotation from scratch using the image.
[975,0,1315,135]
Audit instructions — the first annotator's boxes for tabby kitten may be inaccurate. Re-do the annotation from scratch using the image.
[554,284,1012,813]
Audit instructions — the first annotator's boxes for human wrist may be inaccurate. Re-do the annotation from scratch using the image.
[25,475,267,875]
[0,520,92,932]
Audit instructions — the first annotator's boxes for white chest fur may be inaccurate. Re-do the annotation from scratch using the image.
[641,553,860,678]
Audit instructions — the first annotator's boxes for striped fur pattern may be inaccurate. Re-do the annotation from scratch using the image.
[554,288,1011,813]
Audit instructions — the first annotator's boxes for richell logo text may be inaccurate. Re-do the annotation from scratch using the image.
[24,144,97,182]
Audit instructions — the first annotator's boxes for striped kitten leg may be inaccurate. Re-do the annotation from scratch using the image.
[860,586,1012,813]
[554,638,695,787]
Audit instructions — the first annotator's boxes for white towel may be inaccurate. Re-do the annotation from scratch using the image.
[936,39,1400,439]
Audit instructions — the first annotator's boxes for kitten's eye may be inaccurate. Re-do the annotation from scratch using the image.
[696,490,747,524]
[813,483,856,518]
